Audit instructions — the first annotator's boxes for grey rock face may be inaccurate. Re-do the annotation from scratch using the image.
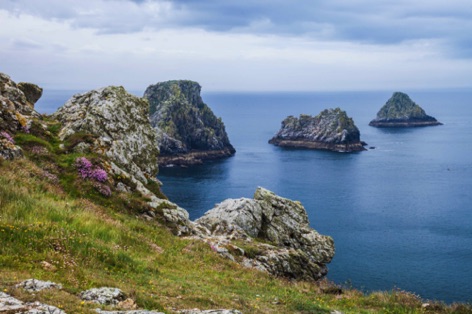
[0,137,23,160]
[80,287,126,305]
[18,82,43,105]
[0,292,65,314]
[53,86,159,183]
[144,80,235,166]
[196,187,335,281]
[269,108,366,152]
[16,279,63,292]
[369,92,442,127]
[0,72,41,133]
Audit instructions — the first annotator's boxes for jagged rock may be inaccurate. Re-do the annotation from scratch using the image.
[369,92,442,127]
[144,80,235,166]
[177,310,243,314]
[80,287,126,305]
[0,137,23,160]
[53,86,159,184]
[18,82,43,105]
[16,279,63,292]
[269,108,366,152]
[0,292,65,313]
[195,187,335,281]
[0,72,41,134]
[109,162,192,236]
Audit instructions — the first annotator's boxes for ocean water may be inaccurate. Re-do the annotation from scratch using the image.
[36,89,472,303]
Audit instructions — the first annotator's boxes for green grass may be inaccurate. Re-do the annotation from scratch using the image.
[1,127,471,313]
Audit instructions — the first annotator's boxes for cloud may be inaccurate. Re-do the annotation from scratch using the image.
[0,0,471,91]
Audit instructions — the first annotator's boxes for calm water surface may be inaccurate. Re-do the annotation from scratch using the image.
[37,90,472,303]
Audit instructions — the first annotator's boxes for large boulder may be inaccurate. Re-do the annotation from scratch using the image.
[0,72,41,133]
[53,86,158,183]
[269,108,366,152]
[369,92,442,127]
[196,187,335,281]
[144,80,235,166]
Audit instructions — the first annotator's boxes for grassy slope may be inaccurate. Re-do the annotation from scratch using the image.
[0,128,471,313]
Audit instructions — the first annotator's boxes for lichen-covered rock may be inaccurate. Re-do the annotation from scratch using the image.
[144,80,235,166]
[269,108,366,152]
[80,287,126,305]
[369,92,442,127]
[16,279,63,292]
[196,187,335,281]
[0,72,41,133]
[0,292,65,314]
[0,137,23,160]
[53,86,158,183]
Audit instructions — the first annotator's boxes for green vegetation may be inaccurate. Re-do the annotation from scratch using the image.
[0,118,470,313]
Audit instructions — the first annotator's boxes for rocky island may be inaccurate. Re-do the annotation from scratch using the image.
[269,108,366,152]
[369,92,442,127]
[144,80,235,166]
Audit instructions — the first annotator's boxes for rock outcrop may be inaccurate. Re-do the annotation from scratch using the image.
[0,292,65,314]
[53,86,158,183]
[144,80,235,166]
[16,279,63,292]
[195,187,335,281]
[369,92,442,127]
[269,108,366,152]
[53,86,193,236]
[0,72,41,133]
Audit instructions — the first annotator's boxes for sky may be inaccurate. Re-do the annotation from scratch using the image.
[1,0,472,92]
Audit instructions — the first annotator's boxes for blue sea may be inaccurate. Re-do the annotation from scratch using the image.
[36,89,472,304]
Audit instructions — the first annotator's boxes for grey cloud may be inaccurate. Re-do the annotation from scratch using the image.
[2,0,471,56]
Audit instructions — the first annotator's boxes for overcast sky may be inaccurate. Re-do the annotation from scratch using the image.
[1,0,472,91]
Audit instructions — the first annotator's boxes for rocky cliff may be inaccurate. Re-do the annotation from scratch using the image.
[53,86,193,235]
[369,92,442,127]
[195,187,335,281]
[269,108,366,152]
[0,72,43,160]
[144,80,235,166]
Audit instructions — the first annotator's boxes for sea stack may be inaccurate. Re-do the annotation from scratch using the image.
[269,108,366,152]
[144,80,235,166]
[369,92,442,127]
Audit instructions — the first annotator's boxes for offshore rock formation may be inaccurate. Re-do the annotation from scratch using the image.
[53,86,192,235]
[144,80,235,166]
[369,92,442,127]
[269,108,366,152]
[195,187,335,281]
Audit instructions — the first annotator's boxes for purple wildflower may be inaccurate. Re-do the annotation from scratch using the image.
[0,131,14,144]
[75,157,93,179]
[75,156,108,183]
[30,146,48,155]
[90,168,108,182]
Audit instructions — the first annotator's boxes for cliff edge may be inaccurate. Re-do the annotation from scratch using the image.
[369,92,442,127]
[269,108,366,152]
[144,80,235,166]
